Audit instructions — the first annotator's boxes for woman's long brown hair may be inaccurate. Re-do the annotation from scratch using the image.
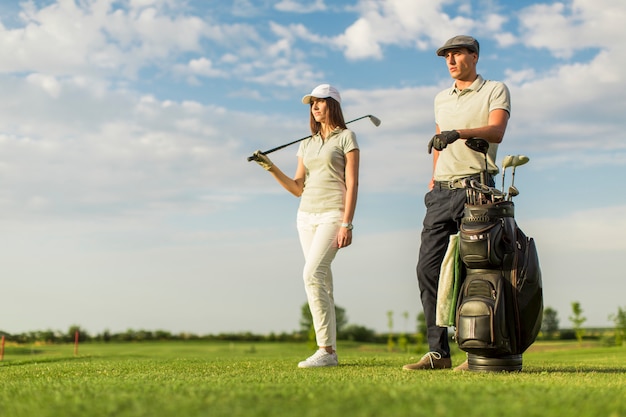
[309,97,346,135]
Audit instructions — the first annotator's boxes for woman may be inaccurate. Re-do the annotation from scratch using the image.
[252,84,360,368]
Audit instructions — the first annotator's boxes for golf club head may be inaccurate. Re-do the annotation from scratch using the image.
[368,115,382,127]
[465,137,489,154]
[511,155,530,167]
[469,179,484,191]
[508,185,519,199]
[501,155,515,169]
[492,188,504,197]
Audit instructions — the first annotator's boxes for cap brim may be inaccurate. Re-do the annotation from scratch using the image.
[437,45,477,56]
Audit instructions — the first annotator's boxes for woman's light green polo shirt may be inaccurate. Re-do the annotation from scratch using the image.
[297,128,358,213]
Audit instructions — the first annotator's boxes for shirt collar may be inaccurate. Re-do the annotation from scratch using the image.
[314,127,342,140]
[449,74,486,95]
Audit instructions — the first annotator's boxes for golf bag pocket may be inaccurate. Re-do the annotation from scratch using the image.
[459,220,505,268]
[455,272,512,356]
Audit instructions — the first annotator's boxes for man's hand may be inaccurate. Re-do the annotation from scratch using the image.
[427,130,460,154]
[252,150,274,170]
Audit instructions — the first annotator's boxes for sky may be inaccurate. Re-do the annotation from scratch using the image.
[1,0,625,337]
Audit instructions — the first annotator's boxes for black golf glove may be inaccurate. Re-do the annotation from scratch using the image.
[252,150,274,170]
[428,130,460,153]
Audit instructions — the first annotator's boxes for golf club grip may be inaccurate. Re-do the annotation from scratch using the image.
[247,135,312,162]
[246,149,283,161]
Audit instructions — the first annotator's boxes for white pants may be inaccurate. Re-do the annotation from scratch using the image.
[297,210,343,350]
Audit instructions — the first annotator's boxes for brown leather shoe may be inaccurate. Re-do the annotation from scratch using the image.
[453,360,469,372]
[403,352,452,370]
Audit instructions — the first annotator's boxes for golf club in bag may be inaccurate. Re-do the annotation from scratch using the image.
[454,138,543,372]
[247,114,381,162]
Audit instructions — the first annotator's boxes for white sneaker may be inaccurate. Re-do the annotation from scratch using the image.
[297,349,338,368]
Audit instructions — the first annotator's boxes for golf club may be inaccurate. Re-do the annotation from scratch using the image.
[467,179,504,204]
[509,155,529,189]
[507,185,519,201]
[465,138,489,185]
[468,179,503,196]
[501,155,515,193]
[460,178,475,205]
[247,114,381,162]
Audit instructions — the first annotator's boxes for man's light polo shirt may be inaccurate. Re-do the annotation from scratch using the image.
[433,75,511,182]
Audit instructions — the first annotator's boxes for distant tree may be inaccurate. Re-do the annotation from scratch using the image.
[397,311,409,352]
[154,330,172,340]
[68,325,89,343]
[299,302,347,348]
[306,324,316,350]
[417,312,426,336]
[335,305,348,333]
[100,329,111,343]
[134,330,154,341]
[415,311,426,351]
[541,307,560,339]
[120,329,136,342]
[609,306,626,346]
[33,330,56,344]
[341,324,376,342]
[386,311,395,352]
[569,301,587,344]
[299,303,311,335]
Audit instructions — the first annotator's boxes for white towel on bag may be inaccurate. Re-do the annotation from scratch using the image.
[436,233,460,327]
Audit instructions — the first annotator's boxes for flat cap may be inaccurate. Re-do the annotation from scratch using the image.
[436,35,479,57]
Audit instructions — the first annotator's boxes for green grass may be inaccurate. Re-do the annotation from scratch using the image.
[1,341,624,417]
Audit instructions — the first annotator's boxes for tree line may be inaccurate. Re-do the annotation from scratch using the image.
[2,302,624,346]
[541,302,625,346]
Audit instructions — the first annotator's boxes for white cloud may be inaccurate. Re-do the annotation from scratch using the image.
[336,18,383,60]
[330,0,481,60]
[504,46,624,155]
[518,0,626,58]
[185,57,226,77]
[530,205,626,252]
[0,0,207,78]
[0,77,257,225]
[483,13,508,32]
[275,0,327,13]
[504,68,536,84]
[231,0,260,18]
[494,31,517,47]
[523,206,626,327]
[26,73,62,98]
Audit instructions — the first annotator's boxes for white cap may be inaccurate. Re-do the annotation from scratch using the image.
[301,84,342,104]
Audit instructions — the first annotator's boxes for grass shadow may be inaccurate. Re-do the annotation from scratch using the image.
[522,367,626,374]
[0,355,93,367]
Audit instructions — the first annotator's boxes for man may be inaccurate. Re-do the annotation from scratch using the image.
[403,35,511,371]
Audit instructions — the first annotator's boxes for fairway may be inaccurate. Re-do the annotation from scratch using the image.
[0,341,624,417]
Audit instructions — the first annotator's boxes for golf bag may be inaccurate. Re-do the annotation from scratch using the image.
[455,201,543,363]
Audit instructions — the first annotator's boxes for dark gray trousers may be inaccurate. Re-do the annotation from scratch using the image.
[416,185,467,357]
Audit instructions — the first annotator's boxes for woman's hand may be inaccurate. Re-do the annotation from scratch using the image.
[252,150,273,170]
[337,226,352,248]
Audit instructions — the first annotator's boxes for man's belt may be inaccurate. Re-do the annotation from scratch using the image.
[434,174,490,190]
[434,179,466,190]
